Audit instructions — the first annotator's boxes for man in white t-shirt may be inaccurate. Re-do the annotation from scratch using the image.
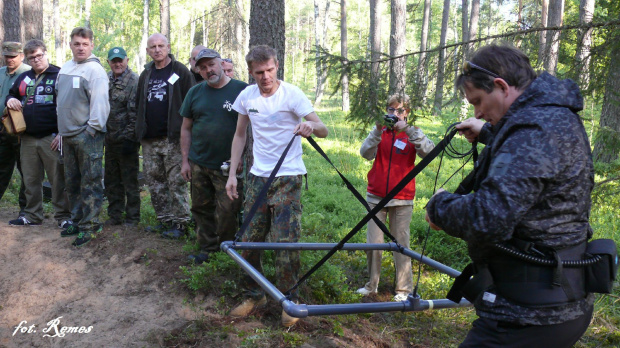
[225,45,328,327]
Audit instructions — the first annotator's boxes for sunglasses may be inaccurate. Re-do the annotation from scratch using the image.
[463,60,501,79]
[222,58,232,63]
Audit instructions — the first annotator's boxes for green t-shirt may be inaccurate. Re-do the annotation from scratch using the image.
[179,79,248,169]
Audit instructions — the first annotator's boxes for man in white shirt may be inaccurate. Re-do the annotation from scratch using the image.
[225,45,328,327]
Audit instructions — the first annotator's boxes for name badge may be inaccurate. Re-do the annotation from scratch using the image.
[24,76,32,85]
[73,77,80,88]
[168,73,179,85]
[394,139,406,150]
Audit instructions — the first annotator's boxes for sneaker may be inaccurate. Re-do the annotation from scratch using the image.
[61,225,80,237]
[229,295,267,318]
[282,302,300,327]
[145,222,170,233]
[161,224,185,240]
[9,216,41,226]
[356,287,377,296]
[393,293,409,302]
[187,252,212,265]
[58,220,73,229]
[72,231,92,247]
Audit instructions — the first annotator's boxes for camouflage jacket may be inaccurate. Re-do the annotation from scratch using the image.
[106,68,138,144]
[427,72,595,325]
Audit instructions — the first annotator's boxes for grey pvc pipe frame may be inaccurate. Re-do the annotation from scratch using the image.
[221,241,472,318]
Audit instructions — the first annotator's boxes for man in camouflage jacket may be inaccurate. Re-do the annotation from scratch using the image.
[104,47,140,226]
[426,44,594,347]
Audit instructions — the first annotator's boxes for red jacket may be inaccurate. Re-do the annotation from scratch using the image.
[367,127,417,200]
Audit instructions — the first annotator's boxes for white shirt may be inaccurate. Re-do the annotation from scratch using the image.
[233,81,314,177]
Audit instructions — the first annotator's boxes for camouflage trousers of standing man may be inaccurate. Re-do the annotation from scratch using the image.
[191,162,243,253]
[240,174,302,301]
[104,140,141,224]
[62,130,105,233]
[141,137,190,226]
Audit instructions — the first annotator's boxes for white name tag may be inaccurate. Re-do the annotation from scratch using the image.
[482,292,496,303]
[24,76,32,85]
[394,139,407,150]
[73,76,80,88]
[168,73,179,85]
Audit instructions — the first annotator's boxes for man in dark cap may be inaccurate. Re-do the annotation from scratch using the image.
[180,48,248,264]
[104,46,140,226]
[1,41,30,219]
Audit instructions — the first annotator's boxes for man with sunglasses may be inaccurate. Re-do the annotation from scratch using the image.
[5,39,72,228]
[0,41,30,219]
[426,44,594,347]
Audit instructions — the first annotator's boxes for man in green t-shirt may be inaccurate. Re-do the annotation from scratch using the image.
[180,48,248,264]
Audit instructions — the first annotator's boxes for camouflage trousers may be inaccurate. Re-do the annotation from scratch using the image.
[240,174,302,300]
[191,162,243,252]
[104,141,141,223]
[62,130,104,232]
[141,137,190,225]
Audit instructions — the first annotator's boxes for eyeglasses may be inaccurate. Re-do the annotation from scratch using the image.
[387,107,407,115]
[463,60,501,79]
[27,53,45,62]
[222,58,232,63]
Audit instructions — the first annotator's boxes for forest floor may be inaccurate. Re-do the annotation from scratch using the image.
[0,207,442,348]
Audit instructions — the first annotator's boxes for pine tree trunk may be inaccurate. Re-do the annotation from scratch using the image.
[84,0,91,29]
[544,0,564,75]
[54,0,61,64]
[3,0,21,41]
[433,0,451,113]
[22,0,42,41]
[575,0,594,89]
[462,0,469,47]
[139,0,150,72]
[416,0,431,104]
[369,0,382,114]
[593,40,620,163]
[160,0,170,40]
[314,0,324,105]
[341,0,350,111]
[389,0,406,96]
[467,0,480,59]
[538,0,549,65]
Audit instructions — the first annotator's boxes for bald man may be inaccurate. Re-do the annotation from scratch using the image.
[189,45,206,82]
[135,33,195,239]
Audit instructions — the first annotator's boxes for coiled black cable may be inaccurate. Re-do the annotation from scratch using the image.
[493,244,602,267]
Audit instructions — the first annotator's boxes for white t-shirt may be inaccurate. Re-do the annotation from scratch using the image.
[233,81,314,177]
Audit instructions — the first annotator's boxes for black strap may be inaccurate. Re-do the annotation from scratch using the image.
[305,137,400,245]
[233,135,299,243]
[285,129,459,295]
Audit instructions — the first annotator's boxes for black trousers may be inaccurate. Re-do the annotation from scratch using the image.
[460,304,593,348]
[0,134,26,214]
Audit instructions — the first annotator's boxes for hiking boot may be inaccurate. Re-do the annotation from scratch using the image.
[282,301,300,327]
[72,231,92,247]
[187,252,212,265]
[61,225,80,237]
[161,224,185,239]
[356,286,377,296]
[229,295,267,318]
[58,219,73,229]
[104,218,122,226]
[393,293,409,302]
[9,216,41,226]
[145,222,170,233]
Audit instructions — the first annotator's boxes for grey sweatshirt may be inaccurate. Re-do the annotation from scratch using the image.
[56,54,110,136]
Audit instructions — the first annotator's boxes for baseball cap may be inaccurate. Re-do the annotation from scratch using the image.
[195,48,221,63]
[2,42,23,57]
[108,47,127,60]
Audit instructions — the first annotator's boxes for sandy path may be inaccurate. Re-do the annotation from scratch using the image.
[0,208,197,348]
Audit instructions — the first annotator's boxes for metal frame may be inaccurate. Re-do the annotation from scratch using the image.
[221,241,472,318]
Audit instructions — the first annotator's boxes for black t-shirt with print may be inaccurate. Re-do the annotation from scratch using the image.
[144,62,173,139]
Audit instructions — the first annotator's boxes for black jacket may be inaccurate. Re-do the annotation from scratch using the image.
[135,54,195,142]
[6,64,61,138]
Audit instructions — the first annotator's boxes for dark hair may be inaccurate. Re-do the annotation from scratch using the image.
[456,44,536,95]
[70,27,94,41]
[246,45,277,69]
[23,39,46,55]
